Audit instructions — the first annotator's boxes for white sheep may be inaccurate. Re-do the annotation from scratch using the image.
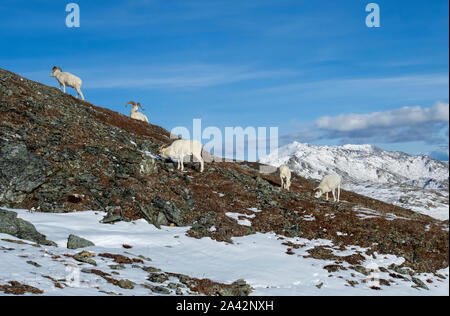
[159,140,204,173]
[126,101,149,123]
[314,174,342,202]
[50,66,84,100]
[279,165,291,191]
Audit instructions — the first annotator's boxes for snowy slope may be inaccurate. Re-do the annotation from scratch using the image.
[0,209,448,296]
[260,142,449,220]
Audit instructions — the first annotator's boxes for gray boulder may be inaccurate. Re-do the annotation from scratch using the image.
[67,234,95,249]
[0,209,56,246]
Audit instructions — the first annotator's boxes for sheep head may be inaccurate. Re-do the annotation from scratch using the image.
[51,66,62,77]
[158,144,169,159]
[314,187,323,198]
[126,101,145,112]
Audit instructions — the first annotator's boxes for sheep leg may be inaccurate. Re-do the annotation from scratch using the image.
[193,154,204,172]
[76,87,85,101]
[180,156,184,171]
[63,84,66,93]
[337,185,341,202]
[326,192,329,200]
[332,189,336,202]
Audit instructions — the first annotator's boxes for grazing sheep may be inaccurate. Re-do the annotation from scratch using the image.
[126,101,149,123]
[159,140,204,173]
[314,174,342,202]
[50,66,84,100]
[279,165,291,191]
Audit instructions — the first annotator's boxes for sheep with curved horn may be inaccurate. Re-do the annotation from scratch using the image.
[50,66,85,100]
[126,101,149,123]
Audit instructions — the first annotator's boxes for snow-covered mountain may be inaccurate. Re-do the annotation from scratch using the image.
[260,142,449,220]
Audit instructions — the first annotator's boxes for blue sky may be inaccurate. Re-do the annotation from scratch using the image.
[1,0,449,160]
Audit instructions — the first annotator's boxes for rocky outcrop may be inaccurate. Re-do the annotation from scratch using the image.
[0,140,51,205]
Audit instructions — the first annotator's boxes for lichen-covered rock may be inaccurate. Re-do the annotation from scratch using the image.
[151,196,184,226]
[118,279,135,290]
[100,207,123,224]
[147,272,169,283]
[0,209,56,246]
[0,140,51,205]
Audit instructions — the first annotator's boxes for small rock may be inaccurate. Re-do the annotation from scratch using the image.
[141,266,161,273]
[231,279,253,296]
[352,266,369,276]
[411,277,429,290]
[148,272,169,283]
[67,234,95,250]
[118,279,135,290]
[26,260,42,268]
[73,251,97,266]
[138,255,152,262]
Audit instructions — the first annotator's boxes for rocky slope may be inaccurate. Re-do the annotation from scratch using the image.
[260,142,449,220]
[0,67,449,294]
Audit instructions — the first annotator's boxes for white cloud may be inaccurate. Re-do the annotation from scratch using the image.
[281,102,449,148]
[315,102,449,132]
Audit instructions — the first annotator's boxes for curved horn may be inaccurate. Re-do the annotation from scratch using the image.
[137,102,145,111]
[159,144,166,151]
[126,101,136,107]
[52,66,62,72]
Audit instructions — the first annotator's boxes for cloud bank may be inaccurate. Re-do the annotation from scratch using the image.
[281,102,449,160]
[315,102,449,133]
[312,102,449,145]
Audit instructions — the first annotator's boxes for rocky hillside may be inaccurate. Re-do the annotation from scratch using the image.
[0,67,449,284]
